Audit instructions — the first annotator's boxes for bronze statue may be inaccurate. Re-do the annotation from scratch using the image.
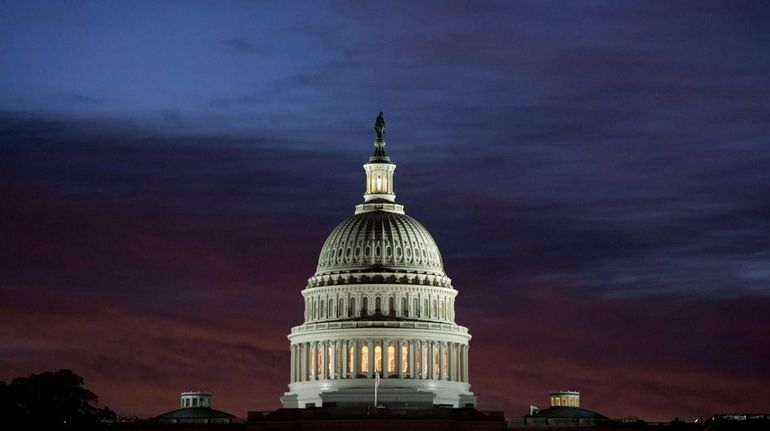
[374,112,385,138]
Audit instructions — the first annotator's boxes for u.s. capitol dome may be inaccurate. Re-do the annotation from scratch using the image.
[280,113,476,409]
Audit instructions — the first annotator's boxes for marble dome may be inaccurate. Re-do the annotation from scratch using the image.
[281,114,475,410]
[315,211,445,277]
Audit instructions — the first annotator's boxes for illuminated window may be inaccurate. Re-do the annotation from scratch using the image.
[309,346,315,376]
[328,345,334,377]
[433,348,440,377]
[388,345,395,373]
[348,344,354,375]
[401,345,409,373]
[361,346,369,373]
[375,345,383,372]
[442,349,448,378]
[317,347,323,376]
[415,342,422,375]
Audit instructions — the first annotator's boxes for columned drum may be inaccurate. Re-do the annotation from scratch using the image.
[280,114,476,408]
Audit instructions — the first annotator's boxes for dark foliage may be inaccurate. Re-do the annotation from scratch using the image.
[0,369,115,430]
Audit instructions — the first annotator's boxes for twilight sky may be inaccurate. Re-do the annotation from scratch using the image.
[1,0,769,422]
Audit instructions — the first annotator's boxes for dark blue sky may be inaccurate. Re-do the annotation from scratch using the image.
[2,0,769,421]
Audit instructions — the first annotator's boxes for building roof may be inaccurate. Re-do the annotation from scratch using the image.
[156,407,237,420]
[527,406,607,419]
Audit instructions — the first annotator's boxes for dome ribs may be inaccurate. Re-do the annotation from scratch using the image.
[314,212,447,280]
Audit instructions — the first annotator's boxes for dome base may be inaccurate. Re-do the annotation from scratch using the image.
[280,379,475,409]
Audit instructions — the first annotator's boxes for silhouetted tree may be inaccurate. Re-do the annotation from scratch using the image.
[0,369,115,430]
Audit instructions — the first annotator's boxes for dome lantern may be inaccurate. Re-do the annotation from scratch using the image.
[358,112,403,214]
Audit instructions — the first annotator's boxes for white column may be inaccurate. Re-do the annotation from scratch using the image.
[439,342,446,380]
[463,344,469,383]
[290,345,296,383]
[382,340,389,379]
[352,339,359,377]
[428,341,434,379]
[367,339,374,378]
[408,340,416,379]
[341,340,348,379]
[323,341,329,380]
[450,343,456,381]
[453,343,459,381]
[397,339,404,378]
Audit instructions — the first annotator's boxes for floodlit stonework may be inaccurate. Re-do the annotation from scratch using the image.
[280,114,476,409]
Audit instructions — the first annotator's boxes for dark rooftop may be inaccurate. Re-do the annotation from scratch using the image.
[526,406,607,419]
[156,407,237,420]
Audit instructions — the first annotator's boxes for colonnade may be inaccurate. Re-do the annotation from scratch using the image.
[305,293,455,323]
[289,339,469,384]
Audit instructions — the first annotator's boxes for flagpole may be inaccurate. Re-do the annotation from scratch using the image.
[374,371,380,408]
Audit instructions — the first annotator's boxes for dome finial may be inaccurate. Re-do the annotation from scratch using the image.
[374,112,385,138]
[369,112,390,163]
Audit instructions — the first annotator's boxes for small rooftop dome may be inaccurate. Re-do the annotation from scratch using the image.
[155,391,238,424]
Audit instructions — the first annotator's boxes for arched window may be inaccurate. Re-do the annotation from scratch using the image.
[361,345,369,373]
[401,297,407,316]
[375,297,382,314]
[412,298,418,317]
[387,345,396,373]
[423,299,429,317]
[338,298,344,317]
[350,297,356,316]
[388,297,395,315]
[362,297,369,315]
[375,345,383,372]
[401,344,409,374]
[328,298,334,317]
[432,300,437,318]
[320,300,325,319]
